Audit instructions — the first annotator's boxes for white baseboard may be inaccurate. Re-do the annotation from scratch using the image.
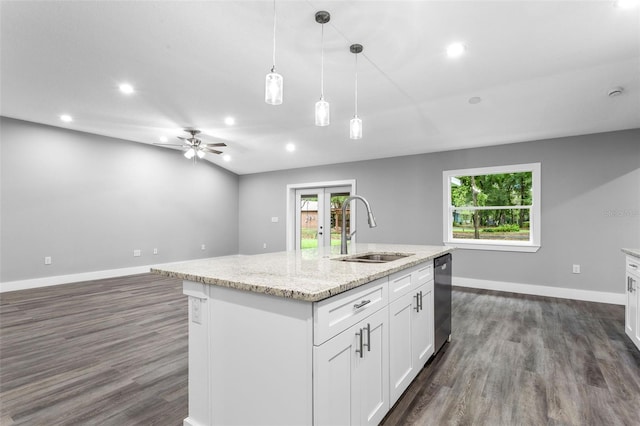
[454,276,625,306]
[0,265,159,293]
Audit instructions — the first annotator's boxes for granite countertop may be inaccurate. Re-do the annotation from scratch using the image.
[622,248,640,259]
[151,243,453,302]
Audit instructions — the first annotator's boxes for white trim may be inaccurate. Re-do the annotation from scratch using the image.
[453,276,625,306]
[445,241,541,252]
[286,179,356,251]
[1,263,171,293]
[442,162,541,252]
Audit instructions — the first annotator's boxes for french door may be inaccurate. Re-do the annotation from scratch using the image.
[295,186,352,250]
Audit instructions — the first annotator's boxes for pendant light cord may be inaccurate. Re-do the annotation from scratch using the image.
[271,0,277,72]
[354,52,358,116]
[320,23,325,99]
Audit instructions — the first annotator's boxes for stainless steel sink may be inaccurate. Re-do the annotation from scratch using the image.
[337,253,413,263]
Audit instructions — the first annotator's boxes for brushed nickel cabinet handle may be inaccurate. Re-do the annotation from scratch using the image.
[355,329,363,358]
[353,300,371,309]
[414,293,420,312]
[364,323,371,352]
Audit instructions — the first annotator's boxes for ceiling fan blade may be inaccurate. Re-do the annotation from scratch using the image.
[200,147,223,155]
[203,142,227,148]
[153,143,186,148]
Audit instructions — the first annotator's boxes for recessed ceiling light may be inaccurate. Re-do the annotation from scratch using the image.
[446,42,466,58]
[468,96,482,104]
[224,117,235,126]
[223,154,232,162]
[119,83,134,94]
[286,143,296,152]
[60,114,73,122]
[615,0,638,9]
[159,136,168,143]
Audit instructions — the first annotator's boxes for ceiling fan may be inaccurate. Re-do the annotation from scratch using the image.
[155,129,227,161]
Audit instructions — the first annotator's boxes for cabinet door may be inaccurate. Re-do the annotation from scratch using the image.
[314,306,389,426]
[389,291,415,405]
[313,324,359,426]
[358,306,389,426]
[414,281,434,367]
[626,273,638,346]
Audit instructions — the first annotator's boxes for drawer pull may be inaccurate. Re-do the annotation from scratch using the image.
[629,263,638,270]
[353,299,371,309]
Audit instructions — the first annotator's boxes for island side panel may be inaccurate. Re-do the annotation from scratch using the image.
[207,284,314,426]
[183,281,210,426]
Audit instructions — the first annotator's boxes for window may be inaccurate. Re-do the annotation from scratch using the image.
[442,163,541,252]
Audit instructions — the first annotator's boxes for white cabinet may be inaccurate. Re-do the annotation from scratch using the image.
[625,256,640,350]
[314,306,389,426]
[314,278,389,426]
[388,265,434,405]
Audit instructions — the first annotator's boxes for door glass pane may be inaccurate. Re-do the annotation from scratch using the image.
[329,192,350,248]
[300,195,319,249]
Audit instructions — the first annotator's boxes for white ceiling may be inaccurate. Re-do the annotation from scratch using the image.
[1,1,639,175]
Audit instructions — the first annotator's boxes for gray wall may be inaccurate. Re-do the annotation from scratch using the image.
[1,117,239,282]
[239,129,640,294]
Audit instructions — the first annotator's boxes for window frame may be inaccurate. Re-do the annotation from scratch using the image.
[442,163,541,252]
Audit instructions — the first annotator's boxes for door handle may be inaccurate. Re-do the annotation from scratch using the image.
[414,293,420,312]
[355,329,363,358]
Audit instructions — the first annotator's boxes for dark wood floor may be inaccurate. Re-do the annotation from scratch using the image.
[1,274,639,425]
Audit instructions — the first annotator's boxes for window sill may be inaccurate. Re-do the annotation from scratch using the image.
[444,241,541,253]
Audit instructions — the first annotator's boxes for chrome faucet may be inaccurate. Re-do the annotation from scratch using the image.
[340,195,377,255]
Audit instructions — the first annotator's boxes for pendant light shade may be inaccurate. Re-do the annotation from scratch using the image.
[350,43,363,139]
[265,71,283,105]
[265,0,283,105]
[315,11,330,126]
[315,98,330,126]
[350,117,362,139]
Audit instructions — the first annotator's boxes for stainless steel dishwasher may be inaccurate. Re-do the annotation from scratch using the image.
[434,253,452,354]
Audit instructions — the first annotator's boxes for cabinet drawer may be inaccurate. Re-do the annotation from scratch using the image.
[627,256,640,277]
[389,263,433,302]
[314,277,388,345]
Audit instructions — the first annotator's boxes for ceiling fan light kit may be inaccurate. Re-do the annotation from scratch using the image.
[155,129,227,162]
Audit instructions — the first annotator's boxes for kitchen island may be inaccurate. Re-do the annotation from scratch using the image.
[153,243,453,426]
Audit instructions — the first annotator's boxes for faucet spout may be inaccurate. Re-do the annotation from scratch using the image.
[341,195,377,255]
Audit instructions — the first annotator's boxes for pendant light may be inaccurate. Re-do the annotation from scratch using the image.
[315,11,330,126]
[350,44,363,139]
[265,0,283,105]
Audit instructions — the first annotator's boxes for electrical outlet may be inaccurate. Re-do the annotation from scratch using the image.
[192,298,201,324]
[133,249,141,257]
[263,243,267,249]
[44,256,52,265]
[201,244,206,250]
[271,217,279,223]
[153,248,158,255]
[572,264,581,274]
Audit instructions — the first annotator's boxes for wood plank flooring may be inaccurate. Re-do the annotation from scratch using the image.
[381,287,640,426]
[1,275,638,425]
[0,274,188,425]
